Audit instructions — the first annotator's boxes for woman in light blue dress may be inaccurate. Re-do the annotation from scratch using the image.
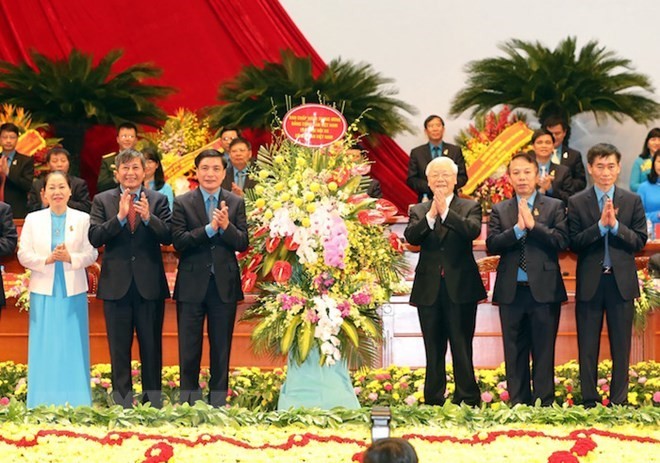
[18,171,98,407]
[142,146,174,211]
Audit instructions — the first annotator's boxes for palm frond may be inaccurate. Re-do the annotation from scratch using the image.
[0,49,175,127]
[450,36,660,124]
[208,49,416,139]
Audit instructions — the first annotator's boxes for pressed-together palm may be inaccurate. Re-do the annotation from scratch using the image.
[209,49,416,139]
[450,37,660,124]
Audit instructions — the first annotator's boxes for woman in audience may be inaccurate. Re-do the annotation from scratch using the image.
[637,149,660,226]
[18,171,98,407]
[142,146,174,211]
[630,127,660,192]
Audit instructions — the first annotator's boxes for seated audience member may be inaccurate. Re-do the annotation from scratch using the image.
[637,149,660,226]
[142,146,174,211]
[367,178,382,198]
[530,129,574,205]
[630,127,660,192]
[0,201,17,313]
[407,115,467,201]
[221,137,256,196]
[543,115,587,192]
[363,438,419,463]
[0,122,34,218]
[219,127,240,165]
[28,147,91,213]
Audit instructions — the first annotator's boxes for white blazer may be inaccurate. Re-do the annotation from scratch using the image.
[18,207,98,296]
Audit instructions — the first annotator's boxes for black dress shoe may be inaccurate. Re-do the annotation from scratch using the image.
[582,400,597,409]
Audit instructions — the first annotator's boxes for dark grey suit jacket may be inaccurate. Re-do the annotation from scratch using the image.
[568,186,647,301]
[221,165,257,192]
[487,193,569,304]
[172,187,249,303]
[404,197,486,306]
[3,152,34,219]
[88,187,172,301]
[407,142,467,201]
[557,146,586,192]
[0,202,17,308]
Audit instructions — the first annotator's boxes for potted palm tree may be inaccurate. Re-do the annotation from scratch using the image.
[449,37,660,127]
[208,49,416,140]
[0,49,175,175]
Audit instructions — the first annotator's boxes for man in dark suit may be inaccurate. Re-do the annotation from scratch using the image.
[97,122,139,193]
[0,122,34,218]
[220,137,257,197]
[543,115,587,192]
[530,129,574,205]
[487,152,569,406]
[407,115,468,202]
[28,147,91,213]
[172,149,248,407]
[0,201,17,312]
[89,148,172,408]
[404,156,485,406]
[568,143,647,407]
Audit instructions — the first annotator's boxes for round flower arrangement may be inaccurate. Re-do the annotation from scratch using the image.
[144,108,218,195]
[240,128,408,368]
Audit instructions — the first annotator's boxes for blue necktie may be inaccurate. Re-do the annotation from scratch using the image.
[431,146,440,159]
[207,195,216,221]
[600,195,612,268]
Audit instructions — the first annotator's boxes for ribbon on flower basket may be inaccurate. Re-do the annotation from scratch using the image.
[462,121,533,195]
[16,129,46,156]
[162,137,224,181]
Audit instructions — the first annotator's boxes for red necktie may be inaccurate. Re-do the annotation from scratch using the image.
[127,194,137,232]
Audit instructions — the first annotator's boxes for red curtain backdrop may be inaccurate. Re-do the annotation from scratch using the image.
[0,0,416,211]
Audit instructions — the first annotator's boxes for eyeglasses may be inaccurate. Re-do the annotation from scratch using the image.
[119,134,136,140]
[222,136,237,142]
[428,172,454,180]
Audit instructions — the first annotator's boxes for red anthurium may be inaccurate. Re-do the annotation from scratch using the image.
[265,236,281,253]
[284,235,300,251]
[375,199,398,219]
[246,253,264,272]
[357,209,386,225]
[347,193,370,204]
[254,226,269,238]
[236,246,253,260]
[272,261,293,283]
[242,271,257,293]
[330,168,351,187]
[389,232,404,253]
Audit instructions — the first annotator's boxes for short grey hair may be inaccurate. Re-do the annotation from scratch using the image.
[115,148,146,169]
[425,156,458,176]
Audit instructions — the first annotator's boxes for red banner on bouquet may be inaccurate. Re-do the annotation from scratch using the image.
[463,121,533,195]
[282,104,347,148]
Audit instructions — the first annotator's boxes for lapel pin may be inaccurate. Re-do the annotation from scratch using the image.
[533,208,540,216]
[69,225,74,232]
[12,160,17,166]
[443,149,448,155]
[563,152,568,159]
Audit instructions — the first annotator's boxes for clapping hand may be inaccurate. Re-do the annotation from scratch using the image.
[117,189,132,221]
[134,192,150,221]
[212,200,230,231]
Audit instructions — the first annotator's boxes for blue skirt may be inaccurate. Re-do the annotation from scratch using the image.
[27,263,91,408]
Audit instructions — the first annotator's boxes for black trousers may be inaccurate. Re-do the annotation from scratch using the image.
[177,277,237,407]
[417,278,481,406]
[576,273,633,406]
[103,281,165,408]
[499,285,560,406]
